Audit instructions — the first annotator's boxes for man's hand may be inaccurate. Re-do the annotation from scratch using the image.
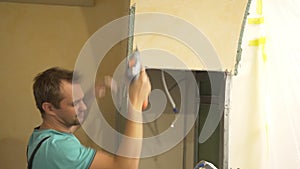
[95,76,118,99]
[89,69,151,169]
[129,69,151,111]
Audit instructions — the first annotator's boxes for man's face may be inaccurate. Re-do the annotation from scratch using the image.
[53,81,87,127]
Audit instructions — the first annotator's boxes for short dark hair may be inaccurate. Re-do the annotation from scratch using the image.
[33,67,79,115]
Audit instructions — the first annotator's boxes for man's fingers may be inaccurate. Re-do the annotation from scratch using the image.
[95,84,106,98]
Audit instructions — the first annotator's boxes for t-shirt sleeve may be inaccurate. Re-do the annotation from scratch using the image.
[47,136,96,169]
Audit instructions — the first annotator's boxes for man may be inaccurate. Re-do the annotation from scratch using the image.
[27,67,151,169]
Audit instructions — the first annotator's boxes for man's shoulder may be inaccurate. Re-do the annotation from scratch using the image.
[32,129,88,157]
[29,129,79,149]
[28,129,96,169]
[37,129,80,146]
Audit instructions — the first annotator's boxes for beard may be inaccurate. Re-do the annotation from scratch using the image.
[73,118,81,125]
[75,111,86,125]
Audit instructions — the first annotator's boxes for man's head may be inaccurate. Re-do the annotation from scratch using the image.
[33,67,80,116]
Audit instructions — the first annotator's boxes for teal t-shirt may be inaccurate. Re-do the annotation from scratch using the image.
[27,128,96,169]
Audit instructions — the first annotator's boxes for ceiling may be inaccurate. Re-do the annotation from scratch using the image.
[0,0,94,6]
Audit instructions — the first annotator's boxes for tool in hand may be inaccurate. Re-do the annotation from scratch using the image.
[126,47,148,110]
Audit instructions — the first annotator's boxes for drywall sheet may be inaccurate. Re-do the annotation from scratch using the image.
[130,0,248,71]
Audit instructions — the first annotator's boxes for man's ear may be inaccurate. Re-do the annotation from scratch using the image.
[42,102,56,116]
